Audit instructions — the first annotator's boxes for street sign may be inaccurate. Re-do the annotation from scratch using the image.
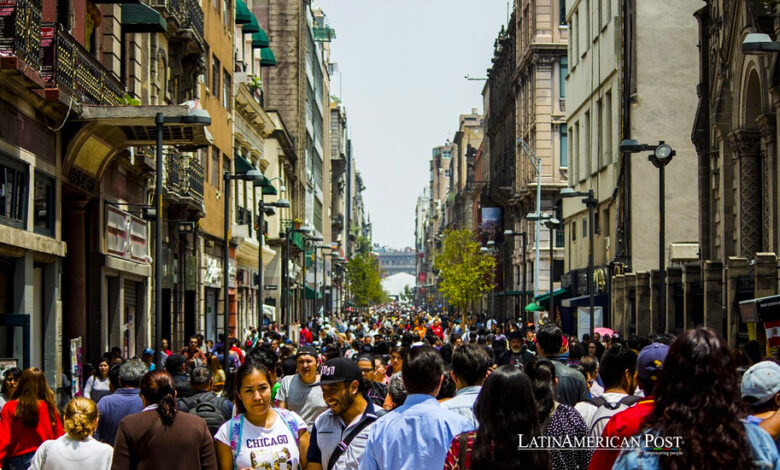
[264,285,278,290]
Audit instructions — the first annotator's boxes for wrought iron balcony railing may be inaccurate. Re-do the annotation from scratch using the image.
[0,0,42,70]
[40,23,123,105]
[149,0,204,48]
[163,147,181,192]
[182,154,204,201]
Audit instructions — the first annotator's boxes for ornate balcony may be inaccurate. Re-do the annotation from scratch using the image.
[150,0,204,50]
[40,23,123,105]
[0,0,44,87]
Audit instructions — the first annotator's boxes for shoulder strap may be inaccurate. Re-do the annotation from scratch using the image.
[584,396,607,407]
[229,414,244,470]
[326,415,377,470]
[275,408,301,445]
[619,395,641,407]
[457,432,469,469]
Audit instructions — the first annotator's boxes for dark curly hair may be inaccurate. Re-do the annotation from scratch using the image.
[643,327,752,470]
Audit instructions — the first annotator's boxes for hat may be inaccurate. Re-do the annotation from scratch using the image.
[310,358,362,387]
[296,346,318,359]
[637,342,669,381]
[164,354,186,372]
[742,361,780,406]
[142,348,154,356]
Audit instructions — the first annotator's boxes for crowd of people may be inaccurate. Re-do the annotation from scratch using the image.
[3,306,780,469]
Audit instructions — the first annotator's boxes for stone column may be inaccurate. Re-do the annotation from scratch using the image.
[703,260,724,336]
[728,129,763,259]
[624,273,636,334]
[613,274,626,335]
[683,264,701,329]
[666,266,683,333]
[635,272,651,336]
[649,270,661,334]
[758,114,777,253]
[726,257,749,347]
[64,200,88,361]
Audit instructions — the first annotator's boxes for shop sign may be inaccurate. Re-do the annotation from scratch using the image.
[106,206,148,263]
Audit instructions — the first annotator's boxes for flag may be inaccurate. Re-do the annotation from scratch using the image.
[765,319,780,347]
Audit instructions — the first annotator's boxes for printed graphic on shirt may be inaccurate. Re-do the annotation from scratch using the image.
[243,446,292,470]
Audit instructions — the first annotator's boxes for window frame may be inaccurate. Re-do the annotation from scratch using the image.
[33,170,55,237]
[0,154,29,230]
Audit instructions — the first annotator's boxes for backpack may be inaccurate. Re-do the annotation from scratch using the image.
[181,393,228,436]
[583,395,640,436]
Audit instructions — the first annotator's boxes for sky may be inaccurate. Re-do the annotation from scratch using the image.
[315,0,510,250]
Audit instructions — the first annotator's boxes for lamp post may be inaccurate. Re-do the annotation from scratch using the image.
[254,190,289,327]
[315,244,335,321]
[153,110,211,370]
[223,168,265,375]
[517,138,543,298]
[526,213,560,318]
[502,229,527,323]
[561,188,598,337]
[303,236,323,323]
[619,139,676,332]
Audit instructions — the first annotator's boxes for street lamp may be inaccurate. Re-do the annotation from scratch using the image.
[502,229,527,324]
[223,168,265,375]
[560,187,598,337]
[619,139,676,332]
[153,110,211,370]
[301,235,322,322]
[254,186,289,328]
[517,139,543,299]
[742,33,780,55]
[314,244,336,321]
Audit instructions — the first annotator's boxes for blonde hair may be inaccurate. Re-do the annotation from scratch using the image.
[63,397,98,440]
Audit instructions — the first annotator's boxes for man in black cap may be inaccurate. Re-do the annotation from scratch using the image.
[164,353,193,398]
[307,358,377,470]
[498,330,535,370]
[275,346,328,426]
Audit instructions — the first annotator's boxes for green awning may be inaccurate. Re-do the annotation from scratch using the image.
[533,288,568,303]
[122,3,167,33]
[260,48,277,66]
[253,175,271,188]
[262,185,278,196]
[251,29,270,48]
[234,153,255,174]
[525,302,544,312]
[242,14,260,34]
[305,285,322,299]
[235,0,252,24]
[291,231,305,251]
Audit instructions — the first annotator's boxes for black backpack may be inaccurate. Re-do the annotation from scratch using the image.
[181,394,228,436]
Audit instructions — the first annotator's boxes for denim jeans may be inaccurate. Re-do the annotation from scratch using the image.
[3,451,35,470]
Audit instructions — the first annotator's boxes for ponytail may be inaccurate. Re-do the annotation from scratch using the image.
[140,370,178,426]
[157,393,177,426]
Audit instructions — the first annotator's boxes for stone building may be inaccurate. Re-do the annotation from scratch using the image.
[564,0,700,336]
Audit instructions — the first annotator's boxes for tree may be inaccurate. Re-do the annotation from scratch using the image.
[400,285,414,304]
[434,229,495,323]
[346,251,388,309]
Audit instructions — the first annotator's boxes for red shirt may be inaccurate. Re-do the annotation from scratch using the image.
[588,398,655,470]
[300,328,313,344]
[431,325,443,339]
[0,400,64,461]
[443,431,475,470]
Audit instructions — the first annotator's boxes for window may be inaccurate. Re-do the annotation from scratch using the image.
[585,0,590,45]
[597,98,603,167]
[443,152,450,159]
[560,0,567,25]
[211,146,220,188]
[444,169,450,177]
[222,69,231,110]
[223,156,229,188]
[211,56,220,95]
[223,0,231,28]
[603,208,610,237]
[584,111,591,175]
[605,90,613,162]
[582,217,587,238]
[0,156,28,229]
[572,12,578,63]
[560,57,568,98]
[572,122,579,182]
[571,221,576,241]
[594,211,600,234]
[604,0,611,27]
[33,171,54,236]
[560,126,568,168]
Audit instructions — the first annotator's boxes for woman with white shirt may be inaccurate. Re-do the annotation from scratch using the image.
[84,360,110,403]
[29,397,113,470]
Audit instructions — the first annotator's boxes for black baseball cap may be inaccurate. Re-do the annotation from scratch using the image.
[309,358,362,387]
[296,346,318,359]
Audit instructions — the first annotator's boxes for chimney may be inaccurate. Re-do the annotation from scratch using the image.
[471,107,478,114]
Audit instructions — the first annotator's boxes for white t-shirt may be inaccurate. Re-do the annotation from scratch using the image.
[30,435,113,470]
[215,411,307,470]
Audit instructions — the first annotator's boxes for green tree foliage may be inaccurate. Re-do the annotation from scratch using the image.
[434,229,495,316]
[346,238,388,308]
